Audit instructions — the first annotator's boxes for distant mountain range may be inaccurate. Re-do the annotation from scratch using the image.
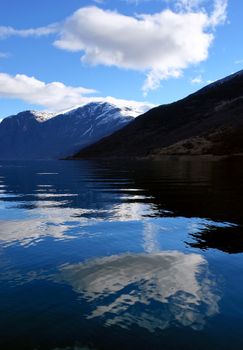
[73,70,243,159]
[1,70,243,160]
[0,102,149,159]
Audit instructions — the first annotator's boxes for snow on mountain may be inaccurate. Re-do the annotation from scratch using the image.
[58,97,152,118]
[30,110,56,122]
[0,101,152,160]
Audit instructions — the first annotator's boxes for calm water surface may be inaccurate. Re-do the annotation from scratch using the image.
[0,159,243,350]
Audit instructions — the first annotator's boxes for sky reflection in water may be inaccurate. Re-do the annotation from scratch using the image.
[0,160,243,350]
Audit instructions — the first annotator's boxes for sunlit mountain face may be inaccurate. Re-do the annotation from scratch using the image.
[0,159,243,350]
[0,101,151,160]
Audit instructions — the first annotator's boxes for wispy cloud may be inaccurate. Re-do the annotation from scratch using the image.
[208,0,227,27]
[0,52,10,59]
[0,24,58,39]
[174,0,206,11]
[191,75,203,84]
[235,59,243,65]
[93,0,105,4]
[0,1,228,94]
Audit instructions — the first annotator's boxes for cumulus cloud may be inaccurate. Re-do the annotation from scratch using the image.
[0,72,152,113]
[53,2,227,93]
[0,73,96,112]
[0,1,228,93]
[55,7,212,70]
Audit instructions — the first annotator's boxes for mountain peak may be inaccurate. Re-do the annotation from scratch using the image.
[30,110,56,123]
[0,100,146,160]
[58,100,152,119]
[3,110,56,124]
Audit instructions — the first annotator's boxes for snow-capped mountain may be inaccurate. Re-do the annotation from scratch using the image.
[0,101,150,159]
[30,110,56,122]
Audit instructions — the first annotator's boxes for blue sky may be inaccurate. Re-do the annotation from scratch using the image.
[0,0,242,117]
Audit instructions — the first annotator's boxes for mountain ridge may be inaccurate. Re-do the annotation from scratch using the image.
[72,70,243,159]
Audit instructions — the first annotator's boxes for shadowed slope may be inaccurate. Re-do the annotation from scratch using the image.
[73,70,243,158]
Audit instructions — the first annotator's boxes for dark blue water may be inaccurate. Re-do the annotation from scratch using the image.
[0,159,243,350]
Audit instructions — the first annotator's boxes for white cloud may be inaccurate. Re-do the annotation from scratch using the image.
[0,73,96,112]
[0,24,58,39]
[55,7,212,69]
[124,0,203,6]
[0,1,228,93]
[174,0,205,11]
[208,0,227,27]
[53,3,227,93]
[0,72,152,113]
[191,74,203,84]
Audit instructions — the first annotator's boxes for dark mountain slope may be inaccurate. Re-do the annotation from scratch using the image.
[72,70,243,158]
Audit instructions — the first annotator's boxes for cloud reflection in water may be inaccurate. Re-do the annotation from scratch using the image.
[58,251,220,332]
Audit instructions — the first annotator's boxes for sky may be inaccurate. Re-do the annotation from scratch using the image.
[0,0,242,118]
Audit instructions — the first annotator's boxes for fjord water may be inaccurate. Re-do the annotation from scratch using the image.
[1,159,243,350]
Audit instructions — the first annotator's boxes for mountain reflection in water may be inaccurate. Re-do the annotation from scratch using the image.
[0,159,243,350]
